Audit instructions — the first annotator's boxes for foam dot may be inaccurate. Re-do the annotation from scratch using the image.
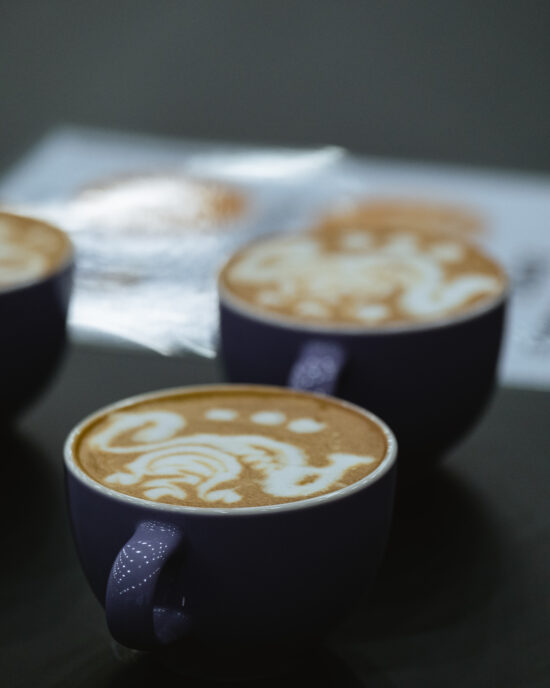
[340,231,372,250]
[295,301,330,318]
[430,242,465,262]
[257,290,285,306]
[287,418,326,434]
[355,304,389,322]
[205,409,238,421]
[251,411,286,425]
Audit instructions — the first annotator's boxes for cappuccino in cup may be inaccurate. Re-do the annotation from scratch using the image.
[74,385,389,508]
[320,199,484,237]
[72,171,247,234]
[0,212,72,290]
[219,225,507,329]
[219,225,508,473]
[65,386,396,664]
[0,211,74,420]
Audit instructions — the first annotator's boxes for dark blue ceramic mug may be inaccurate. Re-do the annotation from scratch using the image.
[219,271,508,476]
[64,386,397,677]
[0,211,74,422]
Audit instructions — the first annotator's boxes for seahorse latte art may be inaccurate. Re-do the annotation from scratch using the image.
[0,213,71,289]
[75,388,388,507]
[220,227,506,327]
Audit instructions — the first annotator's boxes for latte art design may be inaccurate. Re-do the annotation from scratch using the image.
[75,388,388,507]
[0,242,48,287]
[0,214,71,290]
[221,229,506,326]
[89,410,375,505]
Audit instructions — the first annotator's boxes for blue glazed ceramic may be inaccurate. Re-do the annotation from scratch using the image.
[219,283,507,475]
[64,386,397,674]
[0,214,74,422]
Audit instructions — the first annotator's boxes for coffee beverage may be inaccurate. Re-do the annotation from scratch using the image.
[0,212,72,290]
[321,199,484,236]
[0,211,73,420]
[66,386,396,660]
[72,172,246,234]
[219,225,506,328]
[74,385,389,508]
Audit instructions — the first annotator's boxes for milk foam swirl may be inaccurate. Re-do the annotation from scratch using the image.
[224,232,504,325]
[89,410,376,505]
[0,243,49,287]
[0,215,70,289]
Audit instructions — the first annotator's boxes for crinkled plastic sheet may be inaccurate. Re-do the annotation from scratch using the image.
[4,128,550,389]
[2,134,345,357]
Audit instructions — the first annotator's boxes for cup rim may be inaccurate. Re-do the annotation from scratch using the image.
[0,210,74,296]
[217,231,509,335]
[64,383,398,517]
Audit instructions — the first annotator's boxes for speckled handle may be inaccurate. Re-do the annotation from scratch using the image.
[287,340,347,395]
[106,521,190,650]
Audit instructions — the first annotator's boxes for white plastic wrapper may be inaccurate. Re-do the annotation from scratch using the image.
[0,127,344,357]
[2,126,550,389]
[306,157,550,389]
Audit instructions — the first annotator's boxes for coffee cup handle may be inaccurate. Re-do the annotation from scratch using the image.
[287,340,347,395]
[105,520,191,650]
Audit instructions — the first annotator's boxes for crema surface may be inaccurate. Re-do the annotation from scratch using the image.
[72,172,246,234]
[320,200,484,237]
[75,387,388,508]
[0,212,72,290]
[220,226,506,328]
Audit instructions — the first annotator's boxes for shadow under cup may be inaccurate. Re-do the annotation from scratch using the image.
[219,285,507,476]
[0,216,74,422]
[64,387,397,678]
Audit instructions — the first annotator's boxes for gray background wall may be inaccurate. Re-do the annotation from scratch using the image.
[1,1,549,174]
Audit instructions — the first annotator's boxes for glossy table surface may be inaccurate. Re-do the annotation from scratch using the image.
[2,344,549,688]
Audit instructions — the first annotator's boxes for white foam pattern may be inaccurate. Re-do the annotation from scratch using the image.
[90,409,376,504]
[0,242,49,287]
[227,234,502,322]
[205,409,238,421]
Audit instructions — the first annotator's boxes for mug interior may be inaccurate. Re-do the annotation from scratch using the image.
[217,230,509,336]
[219,278,508,335]
[64,383,398,517]
[0,211,74,297]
